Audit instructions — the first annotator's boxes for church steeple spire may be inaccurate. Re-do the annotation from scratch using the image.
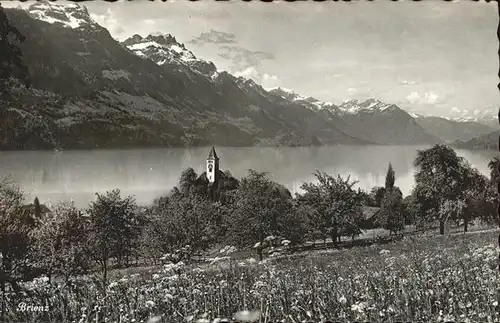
[208,146,218,160]
[206,146,220,184]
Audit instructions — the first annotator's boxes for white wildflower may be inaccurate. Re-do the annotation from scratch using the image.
[233,310,260,322]
[147,316,162,323]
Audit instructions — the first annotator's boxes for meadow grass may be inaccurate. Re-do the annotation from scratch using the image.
[6,230,500,323]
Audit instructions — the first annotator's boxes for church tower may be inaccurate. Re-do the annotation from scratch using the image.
[206,146,219,184]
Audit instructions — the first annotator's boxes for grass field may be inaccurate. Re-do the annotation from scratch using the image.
[6,230,500,323]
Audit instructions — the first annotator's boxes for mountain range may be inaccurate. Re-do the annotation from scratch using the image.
[1,2,497,150]
[452,130,499,151]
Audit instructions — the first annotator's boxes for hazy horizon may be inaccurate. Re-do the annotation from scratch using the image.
[2,0,498,120]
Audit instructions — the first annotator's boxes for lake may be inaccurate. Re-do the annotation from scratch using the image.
[0,145,497,209]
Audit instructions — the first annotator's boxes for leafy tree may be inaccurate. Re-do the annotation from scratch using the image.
[385,162,395,190]
[0,179,37,298]
[33,197,41,220]
[143,193,222,263]
[402,194,417,226]
[216,170,240,204]
[459,164,493,232]
[357,188,374,206]
[487,156,500,187]
[0,5,30,98]
[279,204,313,248]
[369,186,386,207]
[226,170,293,261]
[86,190,139,282]
[297,171,364,245]
[32,201,89,284]
[380,187,405,234]
[413,144,466,235]
[379,163,405,234]
[178,167,198,195]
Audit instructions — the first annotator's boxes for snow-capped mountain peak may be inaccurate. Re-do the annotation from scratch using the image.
[26,1,98,29]
[122,33,216,76]
[268,87,336,112]
[338,98,396,114]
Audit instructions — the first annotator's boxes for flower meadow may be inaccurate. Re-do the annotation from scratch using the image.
[6,231,500,323]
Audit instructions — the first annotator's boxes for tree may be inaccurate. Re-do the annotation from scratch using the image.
[369,186,386,207]
[379,163,405,234]
[297,171,364,245]
[86,190,139,282]
[385,163,395,190]
[143,193,222,263]
[413,144,466,235]
[178,167,198,195]
[226,170,293,261]
[33,201,89,284]
[488,157,500,187]
[459,164,493,232]
[402,195,417,226]
[0,178,37,302]
[279,204,313,248]
[33,197,41,220]
[0,5,30,98]
[380,187,405,235]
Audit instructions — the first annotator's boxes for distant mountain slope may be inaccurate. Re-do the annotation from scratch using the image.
[270,88,441,145]
[121,33,370,147]
[336,99,441,145]
[2,3,369,149]
[413,115,496,143]
[452,130,499,151]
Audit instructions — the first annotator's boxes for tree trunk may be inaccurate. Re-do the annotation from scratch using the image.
[1,270,5,323]
[464,217,469,233]
[103,262,107,283]
[439,220,445,235]
[329,233,335,247]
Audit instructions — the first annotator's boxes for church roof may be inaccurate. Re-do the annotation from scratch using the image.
[208,146,218,159]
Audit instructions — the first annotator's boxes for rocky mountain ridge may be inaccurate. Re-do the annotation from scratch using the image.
[1,2,486,150]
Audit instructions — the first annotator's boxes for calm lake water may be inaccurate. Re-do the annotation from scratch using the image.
[0,145,497,209]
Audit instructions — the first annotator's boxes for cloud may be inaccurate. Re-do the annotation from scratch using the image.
[400,80,416,85]
[405,91,441,105]
[189,30,237,45]
[424,91,439,104]
[189,30,276,88]
[144,19,155,25]
[348,88,357,95]
[91,8,124,35]
[406,91,420,104]
[218,46,274,71]
[233,67,279,89]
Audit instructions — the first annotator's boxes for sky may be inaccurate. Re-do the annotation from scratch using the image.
[4,0,499,118]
